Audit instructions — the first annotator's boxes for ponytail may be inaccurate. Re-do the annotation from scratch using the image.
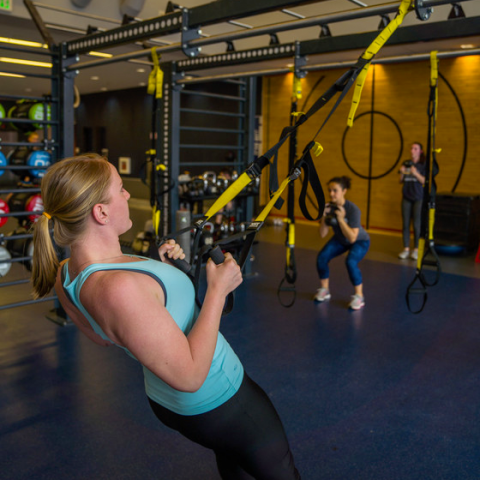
[32,214,59,299]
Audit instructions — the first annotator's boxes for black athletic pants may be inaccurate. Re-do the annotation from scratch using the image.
[148,372,301,480]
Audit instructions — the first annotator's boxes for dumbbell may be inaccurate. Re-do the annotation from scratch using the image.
[0,198,9,227]
[7,192,44,224]
[5,227,34,271]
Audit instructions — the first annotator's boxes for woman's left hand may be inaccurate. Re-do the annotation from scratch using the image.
[159,239,186,264]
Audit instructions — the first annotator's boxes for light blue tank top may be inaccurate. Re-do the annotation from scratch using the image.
[62,255,244,416]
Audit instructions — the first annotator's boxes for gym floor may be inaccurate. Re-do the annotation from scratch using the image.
[1,225,479,479]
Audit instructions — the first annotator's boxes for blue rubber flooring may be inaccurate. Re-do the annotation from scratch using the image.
[1,241,479,479]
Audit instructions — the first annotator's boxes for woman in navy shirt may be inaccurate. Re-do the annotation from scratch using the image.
[314,176,370,310]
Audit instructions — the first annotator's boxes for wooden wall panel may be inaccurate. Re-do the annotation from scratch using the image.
[261,55,480,232]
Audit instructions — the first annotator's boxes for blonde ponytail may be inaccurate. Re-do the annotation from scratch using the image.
[32,214,59,299]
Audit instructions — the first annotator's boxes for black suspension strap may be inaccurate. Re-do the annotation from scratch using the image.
[406,50,442,314]
[278,80,300,308]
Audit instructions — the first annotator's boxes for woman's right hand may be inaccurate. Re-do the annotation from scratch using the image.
[205,252,243,297]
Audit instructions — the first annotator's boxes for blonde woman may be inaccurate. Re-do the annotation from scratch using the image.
[32,154,301,480]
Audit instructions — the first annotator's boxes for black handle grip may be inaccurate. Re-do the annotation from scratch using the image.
[169,257,192,274]
[209,246,225,265]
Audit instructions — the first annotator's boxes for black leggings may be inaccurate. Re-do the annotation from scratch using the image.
[148,373,301,480]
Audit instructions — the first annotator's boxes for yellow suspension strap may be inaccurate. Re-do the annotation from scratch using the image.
[406,51,442,314]
[208,167,303,314]
[147,48,164,99]
[347,0,414,127]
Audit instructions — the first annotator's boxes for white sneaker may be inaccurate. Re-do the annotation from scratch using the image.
[314,288,331,302]
[410,250,418,260]
[348,294,365,310]
[398,249,410,259]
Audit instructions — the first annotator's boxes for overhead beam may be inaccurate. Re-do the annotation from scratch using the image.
[177,48,480,85]
[300,15,480,56]
[188,0,326,27]
[175,16,480,74]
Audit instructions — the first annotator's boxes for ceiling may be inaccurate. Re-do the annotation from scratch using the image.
[0,0,479,99]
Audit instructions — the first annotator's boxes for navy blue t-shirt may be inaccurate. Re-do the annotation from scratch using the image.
[402,162,425,201]
[331,200,370,247]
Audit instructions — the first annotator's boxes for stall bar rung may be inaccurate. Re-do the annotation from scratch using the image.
[0,142,59,148]
[0,70,56,79]
[0,279,32,288]
[0,94,59,102]
[0,165,50,171]
[180,108,245,118]
[1,211,43,218]
[2,117,59,125]
[179,144,244,150]
[180,126,245,134]
[0,296,56,310]
[181,90,246,102]
[0,233,33,241]
[180,161,247,167]
[1,257,32,265]
[0,188,41,195]
[0,44,59,57]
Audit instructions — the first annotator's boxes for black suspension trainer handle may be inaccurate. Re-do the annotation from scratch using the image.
[406,272,428,314]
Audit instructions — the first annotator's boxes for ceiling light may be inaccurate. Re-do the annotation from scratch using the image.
[136,68,146,73]
[88,51,113,58]
[0,71,26,78]
[90,76,100,80]
[101,87,108,91]
[460,44,475,49]
[0,37,47,48]
[139,82,146,86]
[0,57,52,68]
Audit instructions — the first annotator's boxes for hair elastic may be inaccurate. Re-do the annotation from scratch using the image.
[43,212,52,220]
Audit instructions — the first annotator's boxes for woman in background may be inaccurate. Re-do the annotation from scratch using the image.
[314,176,370,311]
[398,142,426,260]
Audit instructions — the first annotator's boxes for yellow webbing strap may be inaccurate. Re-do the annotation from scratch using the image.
[416,238,425,270]
[256,176,292,223]
[202,172,253,222]
[428,208,435,241]
[430,50,439,88]
[148,48,164,99]
[152,206,161,237]
[347,0,414,126]
[286,220,295,264]
[293,73,302,101]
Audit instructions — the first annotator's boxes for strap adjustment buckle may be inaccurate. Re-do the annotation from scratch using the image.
[246,161,263,179]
